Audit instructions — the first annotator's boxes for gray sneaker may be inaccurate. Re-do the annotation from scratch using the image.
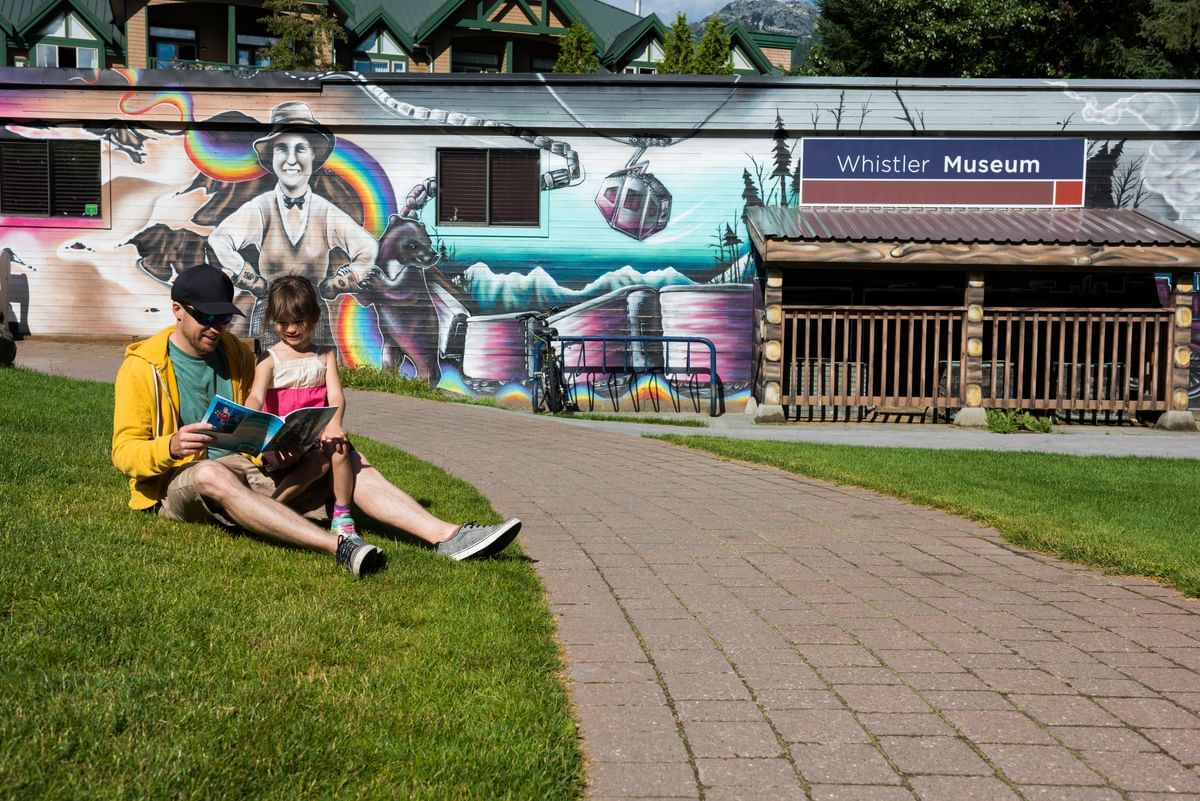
[435,518,522,561]
[336,534,386,578]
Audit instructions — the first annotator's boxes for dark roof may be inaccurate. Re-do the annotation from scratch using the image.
[726,22,779,75]
[378,0,638,48]
[566,0,643,48]
[745,206,1200,247]
[0,0,123,46]
[602,13,663,64]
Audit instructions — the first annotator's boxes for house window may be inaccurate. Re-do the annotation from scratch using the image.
[354,28,408,72]
[353,58,407,72]
[0,139,101,218]
[237,34,277,67]
[150,26,197,65]
[437,149,539,226]
[451,50,500,73]
[32,11,99,68]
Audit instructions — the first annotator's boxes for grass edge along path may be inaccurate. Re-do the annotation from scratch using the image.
[655,434,1200,598]
[0,367,582,801]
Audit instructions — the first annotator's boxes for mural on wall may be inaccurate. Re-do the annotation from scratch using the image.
[2,74,1197,410]
[0,71,754,412]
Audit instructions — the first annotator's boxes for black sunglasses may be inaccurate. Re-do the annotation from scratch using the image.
[182,304,234,328]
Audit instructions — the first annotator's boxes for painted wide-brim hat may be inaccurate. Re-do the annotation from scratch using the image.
[252,101,335,172]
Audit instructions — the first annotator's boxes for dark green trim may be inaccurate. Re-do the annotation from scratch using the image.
[347,9,414,51]
[227,5,235,64]
[484,0,537,24]
[29,33,96,46]
[17,0,120,48]
[417,0,610,49]
[726,22,777,75]
[415,0,468,41]
[600,14,663,66]
[747,31,797,49]
[551,0,590,41]
[454,18,558,34]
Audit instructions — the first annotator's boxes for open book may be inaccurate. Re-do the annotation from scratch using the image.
[201,395,337,456]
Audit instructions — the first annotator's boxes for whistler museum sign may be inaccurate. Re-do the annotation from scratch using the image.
[800,138,1087,206]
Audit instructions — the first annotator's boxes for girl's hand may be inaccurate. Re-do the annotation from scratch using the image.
[320,425,349,455]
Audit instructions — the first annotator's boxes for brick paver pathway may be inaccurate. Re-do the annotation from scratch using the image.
[353,393,1200,801]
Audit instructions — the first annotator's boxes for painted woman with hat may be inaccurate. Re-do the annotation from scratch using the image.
[208,101,378,349]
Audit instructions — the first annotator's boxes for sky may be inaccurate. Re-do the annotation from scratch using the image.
[611,0,733,22]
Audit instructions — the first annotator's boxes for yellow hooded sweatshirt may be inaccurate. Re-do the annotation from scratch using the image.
[111,325,256,510]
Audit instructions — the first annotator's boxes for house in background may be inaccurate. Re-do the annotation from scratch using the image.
[0,0,795,74]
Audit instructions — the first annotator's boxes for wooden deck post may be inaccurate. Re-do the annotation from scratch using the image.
[755,265,786,422]
[1157,272,1198,431]
[953,271,988,426]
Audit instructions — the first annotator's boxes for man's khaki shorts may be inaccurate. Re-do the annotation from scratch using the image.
[158,453,332,527]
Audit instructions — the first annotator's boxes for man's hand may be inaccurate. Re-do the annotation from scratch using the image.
[262,445,305,472]
[169,422,216,459]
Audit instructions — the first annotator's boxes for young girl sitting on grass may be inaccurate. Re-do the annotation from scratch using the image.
[247,275,358,541]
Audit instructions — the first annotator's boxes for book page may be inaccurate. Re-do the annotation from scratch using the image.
[202,396,281,455]
[267,407,337,451]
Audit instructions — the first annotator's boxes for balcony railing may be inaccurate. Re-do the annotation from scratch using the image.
[148,57,265,74]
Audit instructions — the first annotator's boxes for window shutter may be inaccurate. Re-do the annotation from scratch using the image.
[438,150,488,224]
[50,141,101,216]
[489,150,539,226]
[1,142,51,216]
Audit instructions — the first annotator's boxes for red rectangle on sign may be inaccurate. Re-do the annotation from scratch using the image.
[802,180,1058,206]
[1054,181,1084,205]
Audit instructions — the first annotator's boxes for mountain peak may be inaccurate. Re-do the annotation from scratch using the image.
[690,0,817,45]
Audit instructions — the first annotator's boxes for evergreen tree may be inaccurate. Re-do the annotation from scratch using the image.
[741,169,763,207]
[801,0,1197,78]
[660,13,695,74]
[1140,0,1200,77]
[553,23,600,73]
[801,0,1054,77]
[258,0,346,72]
[770,112,791,207]
[691,14,733,74]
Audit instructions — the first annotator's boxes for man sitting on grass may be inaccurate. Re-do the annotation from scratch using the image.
[111,264,520,577]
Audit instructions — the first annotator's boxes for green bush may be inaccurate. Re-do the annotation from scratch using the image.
[986,408,1053,434]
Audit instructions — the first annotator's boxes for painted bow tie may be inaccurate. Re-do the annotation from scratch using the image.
[283,195,306,209]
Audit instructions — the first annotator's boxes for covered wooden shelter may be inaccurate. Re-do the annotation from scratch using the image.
[745,206,1199,428]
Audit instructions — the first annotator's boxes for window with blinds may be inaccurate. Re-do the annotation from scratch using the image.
[437,149,539,227]
[0,139,101,218]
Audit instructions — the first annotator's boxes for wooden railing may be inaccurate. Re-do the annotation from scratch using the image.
[779,305,1173,420]
[781,306,963,419]
[981,308,1172,413]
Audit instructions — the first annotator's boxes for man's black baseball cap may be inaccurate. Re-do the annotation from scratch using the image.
[171,264,245,316]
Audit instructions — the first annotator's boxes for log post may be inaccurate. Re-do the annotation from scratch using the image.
[755,265,786,423]
[953,271,988,426]
[1156,272,1198,431]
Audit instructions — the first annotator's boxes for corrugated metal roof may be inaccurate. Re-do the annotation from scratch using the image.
[746,206,1200,247]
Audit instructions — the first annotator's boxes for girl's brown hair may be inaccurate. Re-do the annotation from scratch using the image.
[265,275,321,326]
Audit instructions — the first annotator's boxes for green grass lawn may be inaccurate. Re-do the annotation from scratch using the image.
[657,435,1200,598]
[0,368,581,801]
